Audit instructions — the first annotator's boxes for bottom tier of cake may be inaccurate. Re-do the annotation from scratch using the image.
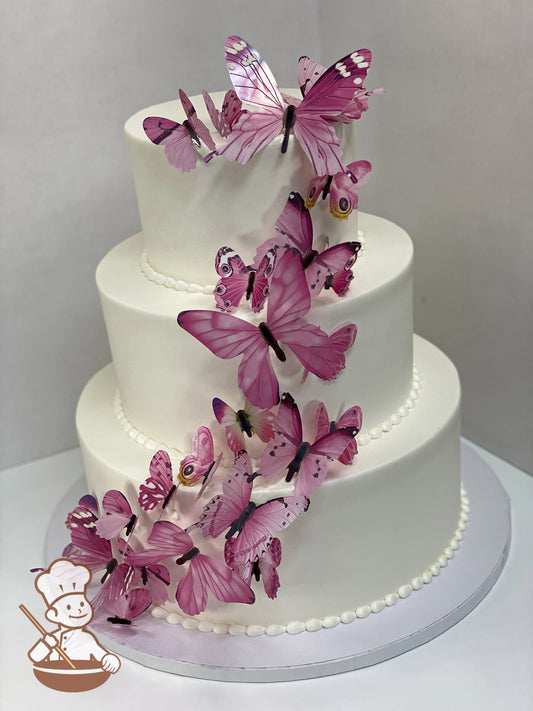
[76,335,461,631]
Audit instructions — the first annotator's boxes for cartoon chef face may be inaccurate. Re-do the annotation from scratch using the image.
[45,592,94,629]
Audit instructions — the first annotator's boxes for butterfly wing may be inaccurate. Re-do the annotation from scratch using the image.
[138,450,174,512]
[127,521,193,569]
[335,405,363,464]
[258,536,282,599]
[306,241,361,294]
[304,174,329,210]
[143,116,198,173]
[67,525,114,572]
[191,452,254,538]
[232,495,309,563]
[66,494,99,531]
[315,402,331,440]
[245,400,275,443]
[298,56,326,96]
[274,192,313,255]
[249,247,276,312]
[94,490,136,540]
[257,392,302,484]
[177,552,255,615]
[218,36,285,164]
[213,397,246,454]
[179,89,216,151]
[328,160,371,220]
[179,426,217,485]
[214,247,250,312]
[178,310,279,408]
[295,428,358,497]
[104,587,153,622]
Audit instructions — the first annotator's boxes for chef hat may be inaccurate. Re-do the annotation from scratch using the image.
[35,559,91,607]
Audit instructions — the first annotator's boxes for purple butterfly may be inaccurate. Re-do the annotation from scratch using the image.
[65,494,99,531]
[225,535,282,599]
[257,392,359,497]
[218,36,372,175]
[315,401,363,466]
[301,323,357,383]
[119,539,170,607]
[214,245,277,313]
[305,160,372,221]
[124,520,255,616]
[202,89,246,138]
[138,450,177,512]
[177,426,222,497]
[190,451,309,564]
[178,249,354,409]
[212,397,275,455]
[94,490,137,540]
[104,587,153,625]
[297,56,380,121]
[255,192,362,294]
[143,89,216,173]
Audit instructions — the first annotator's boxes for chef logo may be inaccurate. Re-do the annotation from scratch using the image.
[20,558,121,692]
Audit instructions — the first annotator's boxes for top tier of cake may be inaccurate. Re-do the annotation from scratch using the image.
[125,92,358,284]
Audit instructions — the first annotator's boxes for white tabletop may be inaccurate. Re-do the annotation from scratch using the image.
[1,440,532,710]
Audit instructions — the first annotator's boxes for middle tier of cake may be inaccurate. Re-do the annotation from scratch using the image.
[96,212,414,454]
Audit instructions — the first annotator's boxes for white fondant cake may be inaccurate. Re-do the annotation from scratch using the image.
[74,81,463,634]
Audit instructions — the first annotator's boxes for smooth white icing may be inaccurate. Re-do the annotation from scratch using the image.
[125,92,359,285]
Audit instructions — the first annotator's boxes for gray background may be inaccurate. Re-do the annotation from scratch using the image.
[1,0,531,473]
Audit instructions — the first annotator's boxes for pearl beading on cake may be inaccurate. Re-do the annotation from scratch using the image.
[113,362,421,457]
[140,230,367,293]
[151,487,470,635]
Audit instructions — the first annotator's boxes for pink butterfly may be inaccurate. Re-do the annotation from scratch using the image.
[178,426,222,496]
[94,490,137,540]
[104,587,153,625]
[214,245,276,313]
[255,191,361,294]
[119,540,170,607]
[257,392,358,497]
[212,397,275,454]
[301,323,357,383]
[202,89,246,138]
[138,450,177,512]
[124,520,255,616]
[218,36,372,175]
[297,56,380,121]
[65,494,99,531]
[178,249,353,409]
[190,451,309,564]
[315,402,363,466]
[143,89,216,173]
[305,160,372,221]
[225,536,282,599]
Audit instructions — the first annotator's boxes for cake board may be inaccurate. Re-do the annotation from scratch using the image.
[44,441,510,683]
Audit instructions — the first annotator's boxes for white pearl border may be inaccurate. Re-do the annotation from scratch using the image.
[113,362,421,457]
[151,487,470,635]
[139,230,367,293]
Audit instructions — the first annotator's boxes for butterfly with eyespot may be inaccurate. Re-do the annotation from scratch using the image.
[214,245,277,313]
[254,191,362,295]
[143,89,216,173]
[178,249,354,409]
[257,392,359,497]
[178,426,222,496]
[189,451,309,565]
[305,160,372,221]
[218,36,372,175]
[212,397,275,455]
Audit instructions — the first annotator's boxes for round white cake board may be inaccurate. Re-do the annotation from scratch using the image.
[45,441,510,682]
